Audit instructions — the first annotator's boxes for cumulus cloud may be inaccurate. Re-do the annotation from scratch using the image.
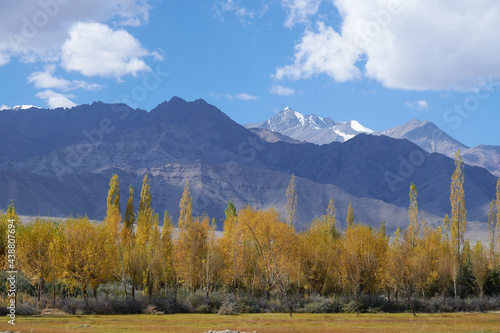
[0,0,151,65]
[277,0,500,91]
[406,100,429,111]
[61,22,155,79]
[36,90,76,109]
[28,64,102,91]
[274,21,360,82]
[270,85,295,96]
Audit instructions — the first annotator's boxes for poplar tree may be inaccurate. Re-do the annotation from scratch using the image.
[178,179,193,230]
[488,199,498,268]
[447,150,467,297]
[346,202,354,228]
[408,183,419,248]
[105,174,121,240]
[285,174,297,227]
[124,185,135,230]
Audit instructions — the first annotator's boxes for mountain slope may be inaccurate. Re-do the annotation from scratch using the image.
[0,98,495,235]
[374,119,469,158]
[463,145,500,176]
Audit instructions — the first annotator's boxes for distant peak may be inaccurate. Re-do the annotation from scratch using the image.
[2,105,41,111]
[283,106,293,112]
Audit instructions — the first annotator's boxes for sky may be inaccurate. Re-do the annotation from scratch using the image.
[1,0,500,148]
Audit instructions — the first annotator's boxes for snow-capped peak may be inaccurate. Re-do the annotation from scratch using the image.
[1,105,41,111]
[349,120,373,133]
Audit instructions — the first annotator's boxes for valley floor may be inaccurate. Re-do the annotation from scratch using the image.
[4,312,500,333]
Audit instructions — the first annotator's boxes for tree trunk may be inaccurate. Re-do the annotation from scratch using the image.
[53,284,56,307]
[407,292,416,317]
[37,283,41,308]
[132,283,135,300]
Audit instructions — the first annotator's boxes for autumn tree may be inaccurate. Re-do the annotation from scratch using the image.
[135,174,162,299]
[123,184,135,238]
[61,217,116,303]
[342,223,387,315]
[18,218,57,306]
[488,199,498,269]
[414,223,441,299]
[178,179,193,230]
[161,210,176,295]
[299,198,340,295]
[175,214,210,291]
[408,183,420,248]
[447,150,467,297]
[220,200,243,289]
[346,202,354,228]
[388,227,417,316]
[285,174,297,227]
[471,241,489,297]
[104,174,122,242]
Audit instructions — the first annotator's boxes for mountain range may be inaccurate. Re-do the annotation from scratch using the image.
[0,98,497,240]
[246,107,500,176]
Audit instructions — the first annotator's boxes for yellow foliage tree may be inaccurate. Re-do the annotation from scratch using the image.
[447,150,467,297]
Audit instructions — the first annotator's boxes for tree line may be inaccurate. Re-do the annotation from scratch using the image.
[1,151,500,316]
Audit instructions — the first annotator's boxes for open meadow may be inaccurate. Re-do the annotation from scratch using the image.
[3,313,500,333]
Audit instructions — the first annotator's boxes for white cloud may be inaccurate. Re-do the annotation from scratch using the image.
[232,93,258,100]
[274,21,360,82]
[61,22,153,79]
[0,105,10,110]
[277,0,500,91]
[28,64,102,91]
[213,0,255,23]
[36,90,76,109]
[281,0,322,27]
[0,52,10,66]
[212,92,258,100]
[406,100,429,111]
[0,0,151,66]
[270,85,295,96]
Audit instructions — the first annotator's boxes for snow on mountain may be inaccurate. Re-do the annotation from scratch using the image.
[350,120,373,133]
[1,105,41,111]
[245,107,372,145]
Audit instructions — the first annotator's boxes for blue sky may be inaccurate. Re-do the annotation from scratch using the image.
[1,0,500,148]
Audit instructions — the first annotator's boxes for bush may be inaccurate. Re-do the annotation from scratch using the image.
[186,291,223,313]
[301,296,342,313]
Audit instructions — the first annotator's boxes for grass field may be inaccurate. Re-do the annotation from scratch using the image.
[2,313,500,333]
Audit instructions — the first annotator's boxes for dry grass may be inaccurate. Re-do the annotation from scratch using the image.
[2,312,500,333]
